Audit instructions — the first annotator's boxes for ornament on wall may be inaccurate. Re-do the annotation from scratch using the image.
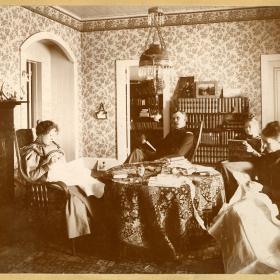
[96,103,107,119]
[0,82,17,102]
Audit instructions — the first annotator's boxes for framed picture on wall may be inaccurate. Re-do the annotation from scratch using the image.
[174,76,196,98]
[196,81,218,98]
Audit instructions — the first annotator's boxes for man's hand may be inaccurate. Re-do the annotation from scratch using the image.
[140,134,146,144]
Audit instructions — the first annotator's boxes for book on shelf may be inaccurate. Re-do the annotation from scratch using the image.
[177,97,249,114]
[193,146,229,164]
[131,121,163,130]
[175,96,249,165]
[139,108,150,118]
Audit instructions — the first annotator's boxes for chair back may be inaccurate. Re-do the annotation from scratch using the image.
[16,129,35,149]
[188,120,204,162]
[14,128,37,184]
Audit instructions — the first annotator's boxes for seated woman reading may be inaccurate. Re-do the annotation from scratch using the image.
[221,115,264,201]
[125,111,194,163]
[209,121,280,274]
[21,120,105,198]
[234,114,263,157]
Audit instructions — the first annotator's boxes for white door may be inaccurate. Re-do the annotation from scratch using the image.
[26,60,42,128]
[116,60,138,163]
[261,54,280,128]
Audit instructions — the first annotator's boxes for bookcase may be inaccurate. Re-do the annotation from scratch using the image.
[176,97,249,165]
[130,80,164,151]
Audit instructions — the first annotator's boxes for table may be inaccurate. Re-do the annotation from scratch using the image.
[100,161,225,260]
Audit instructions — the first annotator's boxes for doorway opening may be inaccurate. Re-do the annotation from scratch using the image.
[116,60,171,163]
[261,54,280,128]
[19,32,77,161]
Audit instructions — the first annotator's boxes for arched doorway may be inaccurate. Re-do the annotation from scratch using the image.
[19,32,78,161]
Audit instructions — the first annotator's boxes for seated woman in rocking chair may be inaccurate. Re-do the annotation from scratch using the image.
[21,120,105,199]
[20,120,106,239]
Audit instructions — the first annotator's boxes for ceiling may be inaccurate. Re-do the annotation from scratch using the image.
[54,5,240,21]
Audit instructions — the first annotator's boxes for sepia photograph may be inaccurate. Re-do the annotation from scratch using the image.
[174,76,196,98]
[0,0,280,277]
[196,81,218,98]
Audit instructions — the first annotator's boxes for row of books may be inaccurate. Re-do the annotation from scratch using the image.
[186,114,222,129]
[193,146,229,164]
[130,80,156,96]
[130,121,163,130]
[131,96,162,106]
[201,131,243,145]
[222,123,245,129]
[177,97,249,113]
[185,114,243,129]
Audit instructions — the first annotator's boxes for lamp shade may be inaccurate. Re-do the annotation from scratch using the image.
[139,43,170,67]
[139,43,172,80]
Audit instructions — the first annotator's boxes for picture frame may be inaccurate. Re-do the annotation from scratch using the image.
[195,81,218,98]
[174,76,196,98]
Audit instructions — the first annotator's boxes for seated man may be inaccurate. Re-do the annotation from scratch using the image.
[125,110,194,163]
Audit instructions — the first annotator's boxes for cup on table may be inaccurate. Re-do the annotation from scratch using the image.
[137,164,145,178]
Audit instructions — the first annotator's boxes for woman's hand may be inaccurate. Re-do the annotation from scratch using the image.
[243,142,254,153]
[47,154,60,167]
[243,142,261,157]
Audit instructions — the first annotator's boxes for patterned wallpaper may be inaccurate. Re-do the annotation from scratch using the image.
[81,19,280,158]
[1,6,280,159]
[0,6,83,155]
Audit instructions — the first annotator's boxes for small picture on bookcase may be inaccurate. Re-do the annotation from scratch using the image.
[174,76,196,98]
[196,81,218,98]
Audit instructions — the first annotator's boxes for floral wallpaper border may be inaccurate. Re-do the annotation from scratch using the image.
[23,6,83,31]
[23,6,280,32]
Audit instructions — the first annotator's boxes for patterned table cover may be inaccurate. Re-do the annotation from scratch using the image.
[101,161,225,259]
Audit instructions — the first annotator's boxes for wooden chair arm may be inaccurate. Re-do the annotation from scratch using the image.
[46,181,70,196]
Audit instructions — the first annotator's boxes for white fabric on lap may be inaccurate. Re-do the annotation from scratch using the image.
[47,159,105,198]
[209,171,280,273]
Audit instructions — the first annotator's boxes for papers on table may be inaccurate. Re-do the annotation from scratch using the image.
[148,174,192,188]
[112,170,128,179]
[166,156,186,162]
[165,157,196,175]
[167,158,194,170]
[193,164,217,174]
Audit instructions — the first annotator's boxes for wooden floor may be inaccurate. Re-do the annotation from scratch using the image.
[0,188,224,274]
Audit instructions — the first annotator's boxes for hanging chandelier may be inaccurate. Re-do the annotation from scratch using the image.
[138,7,173,82]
